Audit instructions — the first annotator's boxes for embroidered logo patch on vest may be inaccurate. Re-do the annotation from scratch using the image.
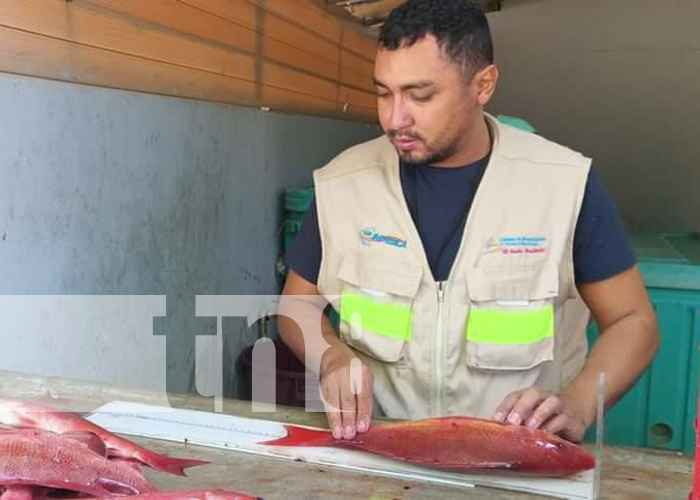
[484,235,548,255]
[360,227,407,249]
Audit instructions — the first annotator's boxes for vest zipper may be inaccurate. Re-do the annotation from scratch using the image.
[434,281,446,415]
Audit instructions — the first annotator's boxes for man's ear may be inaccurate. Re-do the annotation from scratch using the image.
[474,64,499,106]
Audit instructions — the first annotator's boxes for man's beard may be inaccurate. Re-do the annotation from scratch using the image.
[389,130,460,166]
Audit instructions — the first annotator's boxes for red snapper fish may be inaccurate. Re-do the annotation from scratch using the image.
[262,416,595,477]
[0,399,208,476]
[0,428,155,496]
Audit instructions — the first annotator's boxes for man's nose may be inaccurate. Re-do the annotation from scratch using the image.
[389,97,413,131]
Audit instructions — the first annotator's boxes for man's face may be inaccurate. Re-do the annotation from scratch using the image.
[374,35,483,166]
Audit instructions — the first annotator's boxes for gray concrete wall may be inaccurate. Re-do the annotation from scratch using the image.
[487,0,699,231]
[0,74,380,400]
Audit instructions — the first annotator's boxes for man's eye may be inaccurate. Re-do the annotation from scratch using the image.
[376,92,391,99]
[411,93,433,102]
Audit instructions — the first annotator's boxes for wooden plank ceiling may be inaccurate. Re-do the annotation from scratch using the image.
[0,0,380,122]
[331,0,502,30]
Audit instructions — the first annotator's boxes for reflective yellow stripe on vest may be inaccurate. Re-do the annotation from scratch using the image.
[340,293,412,341]
[467,306,554,344]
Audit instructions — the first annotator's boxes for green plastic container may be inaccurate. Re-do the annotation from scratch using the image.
[279,184,340,328]
[285,185,314,213]
[282,211,306,251]
[282,186,314,252]
[278,185,316,285]
[585,232,700,453]
[496,114,537,133]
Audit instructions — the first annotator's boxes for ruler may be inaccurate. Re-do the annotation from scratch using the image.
[87,401,595,499]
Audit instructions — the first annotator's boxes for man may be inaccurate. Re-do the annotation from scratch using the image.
[278,0,659,444]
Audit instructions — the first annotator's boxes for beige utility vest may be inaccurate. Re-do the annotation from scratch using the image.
[314,114,592,420]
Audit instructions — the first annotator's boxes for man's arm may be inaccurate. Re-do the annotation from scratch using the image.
[493,265,659,441]
[278,270,373,440]
[561,265,659,429]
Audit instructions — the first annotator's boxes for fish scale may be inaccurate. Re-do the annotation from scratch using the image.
[0,429,155,497]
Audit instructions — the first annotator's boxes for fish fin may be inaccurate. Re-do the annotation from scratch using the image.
[106,446,130,460]
[96,478,140,496]
[61,430,108,457]
[137,453,210,476]
[260,425,334,447]
[106,438,209,476]
[110,457,144,472]
[96,477,155,496]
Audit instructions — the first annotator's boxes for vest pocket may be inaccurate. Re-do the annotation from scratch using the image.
[336,251,422,363]
[465,265,559,371]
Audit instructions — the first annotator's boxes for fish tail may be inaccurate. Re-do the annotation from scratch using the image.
[139,452,210,476]
[260,425,334,447]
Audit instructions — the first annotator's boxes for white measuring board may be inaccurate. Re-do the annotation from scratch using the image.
[87,402,594,499]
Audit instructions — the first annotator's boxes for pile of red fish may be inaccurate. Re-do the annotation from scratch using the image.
[0,399,261,500]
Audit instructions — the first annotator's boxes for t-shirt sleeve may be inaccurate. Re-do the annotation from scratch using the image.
[285,196,322,285]
[573,169,637,284]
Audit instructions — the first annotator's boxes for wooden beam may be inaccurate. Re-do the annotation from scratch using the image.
[307,0,365,25]
[344,0,404,25]
[336,0,502,26]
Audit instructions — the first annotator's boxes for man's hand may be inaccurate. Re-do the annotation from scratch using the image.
[493,386,592,442]
[279,270,375,441]
[320,345,373,441]
[493,267,659,444]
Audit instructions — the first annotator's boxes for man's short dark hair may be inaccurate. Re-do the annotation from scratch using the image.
[379,0,494,78]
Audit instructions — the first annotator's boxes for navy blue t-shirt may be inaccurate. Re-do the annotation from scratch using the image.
[287,158,636,285]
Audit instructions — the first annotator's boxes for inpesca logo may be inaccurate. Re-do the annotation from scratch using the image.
[360,227,407,249]
[484,235,548,255]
